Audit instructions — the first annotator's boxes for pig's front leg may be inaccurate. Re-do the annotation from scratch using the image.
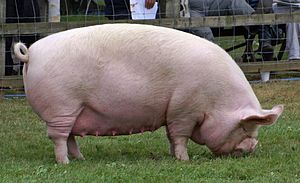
[173,137,189,161]
[67,135,85,160]
[166,119,197,161]
[166,127,188,160]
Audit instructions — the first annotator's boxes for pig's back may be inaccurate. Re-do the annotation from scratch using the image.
[28,24,244,85]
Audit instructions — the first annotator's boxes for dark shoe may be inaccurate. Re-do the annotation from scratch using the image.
[262,52,273,61]
[261,44,274,54]
[257,43,273,54]
[262,44,274,61]
[256,43,274,61]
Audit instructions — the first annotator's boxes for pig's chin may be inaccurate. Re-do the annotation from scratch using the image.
[211,137,258,157]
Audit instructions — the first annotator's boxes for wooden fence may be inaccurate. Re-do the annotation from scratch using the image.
[1,0,300,89]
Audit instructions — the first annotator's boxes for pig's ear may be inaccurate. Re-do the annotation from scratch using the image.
[241,105,284,126]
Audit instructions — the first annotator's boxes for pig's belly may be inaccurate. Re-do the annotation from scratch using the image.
[71,106,165,136]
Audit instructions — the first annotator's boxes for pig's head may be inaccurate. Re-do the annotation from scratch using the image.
[191,105,284,157]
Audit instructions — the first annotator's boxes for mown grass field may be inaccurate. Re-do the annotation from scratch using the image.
[0,81,299,182]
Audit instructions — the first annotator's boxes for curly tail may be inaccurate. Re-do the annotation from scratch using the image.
[14,42,29,63]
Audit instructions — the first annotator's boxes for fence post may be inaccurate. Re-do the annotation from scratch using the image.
[165,0,180,18]
[0,0,6,76]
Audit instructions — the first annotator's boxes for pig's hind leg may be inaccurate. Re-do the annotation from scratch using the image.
[48,130,70,164]
[46,107,83,164]
[67,135,85,160]
[165,127,175,156]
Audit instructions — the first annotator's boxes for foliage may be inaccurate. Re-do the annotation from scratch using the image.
[0,81,299,182]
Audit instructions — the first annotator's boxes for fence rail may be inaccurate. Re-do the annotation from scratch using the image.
[2,13,300,35]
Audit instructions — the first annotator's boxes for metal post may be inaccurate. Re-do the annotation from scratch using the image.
[0,0,6,76]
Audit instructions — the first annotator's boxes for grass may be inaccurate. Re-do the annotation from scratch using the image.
[0,81,299,182]
[60,15,108,22]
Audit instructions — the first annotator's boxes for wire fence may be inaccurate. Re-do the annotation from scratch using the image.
[1,0,300,95]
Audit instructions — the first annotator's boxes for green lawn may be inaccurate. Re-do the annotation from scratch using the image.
[0,81,299,182]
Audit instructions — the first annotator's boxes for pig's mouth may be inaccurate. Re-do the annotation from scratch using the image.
[212,137,258,157]
[233,137,258,156]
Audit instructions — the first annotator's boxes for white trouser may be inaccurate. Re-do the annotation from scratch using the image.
[273,3,300,60]
[48,0,61,22]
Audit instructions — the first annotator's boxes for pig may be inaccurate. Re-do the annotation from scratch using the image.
[13,24,283,164]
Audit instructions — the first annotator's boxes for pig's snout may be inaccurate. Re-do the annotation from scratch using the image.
[232,138,258,157]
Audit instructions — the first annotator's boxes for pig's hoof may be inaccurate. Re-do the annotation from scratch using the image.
[75,153,85,161]
[56,157,70,164]
[175,151,189,161]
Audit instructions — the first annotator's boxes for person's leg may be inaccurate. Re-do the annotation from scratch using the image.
[209,0,254,16]
[254,0,274,61]
[5,37,14,75]
[189,26,215,41]
[21,0,40,23]
[20,0,41,45]
[12,0,41,74]
[5,0,18,75]
[286,23,300,60]
[258,25,273,61]
[253,0,273,81]
[296,23,300,58]
[188,0,215,41]
[255,0,273,14]
[104,0,131,20]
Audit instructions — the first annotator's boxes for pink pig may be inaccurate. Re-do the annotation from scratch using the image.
[13,24,283,164]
